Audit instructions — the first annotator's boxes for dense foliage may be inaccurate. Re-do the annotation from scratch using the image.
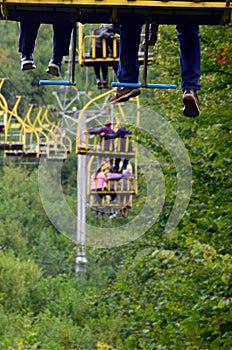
[0,20,231,349]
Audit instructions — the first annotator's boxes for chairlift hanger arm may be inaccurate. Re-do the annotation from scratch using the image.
[1,0,230,25]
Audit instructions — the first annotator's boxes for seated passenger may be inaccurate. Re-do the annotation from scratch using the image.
[84,119,115,151]
[117,167,134,217]
[101,125,133,172]
[18,20,74,76]
[105,167,131,201]
[90,167,107,218]
[91,24,120,89]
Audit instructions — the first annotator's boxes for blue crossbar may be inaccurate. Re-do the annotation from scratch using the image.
[39,80,74,86]
[112,82,176,89]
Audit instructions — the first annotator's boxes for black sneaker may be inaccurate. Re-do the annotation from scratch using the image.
[97,80,102,89]
[46,59,61,77]
[21,54,36,71]
[110,87,141,104]
[102,80,109,89]
[183,90,200,117]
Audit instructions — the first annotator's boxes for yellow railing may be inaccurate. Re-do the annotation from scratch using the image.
[78,24,155,67]
[0,79,70,159]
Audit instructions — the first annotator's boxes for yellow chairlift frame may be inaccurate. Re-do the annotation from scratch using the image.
[78,23,155,67]
[0,0,230,25]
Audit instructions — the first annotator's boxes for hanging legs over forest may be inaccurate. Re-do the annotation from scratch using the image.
[18,20,74,76]
[111,23,201,117]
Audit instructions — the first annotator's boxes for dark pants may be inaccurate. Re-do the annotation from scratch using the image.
[94,189,106,216]
[18,21,74,61]
[114,158,129,172]
[118,22,201,91]
[111,62,118,76]
[93,64,108,81]
[92,47,108,81]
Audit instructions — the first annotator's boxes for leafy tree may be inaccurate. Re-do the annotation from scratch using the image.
[0,20,231,350]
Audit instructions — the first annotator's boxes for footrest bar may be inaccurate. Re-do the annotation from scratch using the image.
[111,82,176,89]
[39,80,75,86]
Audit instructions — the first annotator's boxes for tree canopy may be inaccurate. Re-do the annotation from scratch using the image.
[0,20,231,349]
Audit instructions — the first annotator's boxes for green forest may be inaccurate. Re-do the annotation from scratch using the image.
[0,19,231,350]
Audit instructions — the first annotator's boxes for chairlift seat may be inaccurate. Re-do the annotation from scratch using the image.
[1,1,230,25]
[0,142,24,150]
[89,193,134,209]
[4,150,39,158]
[47,149,68,160]
[76,134,136,156]
[89,189,135,195]
[76,147,136,157]
[4,150,24,157]
[80,52,155,67]
[46,157,67,161]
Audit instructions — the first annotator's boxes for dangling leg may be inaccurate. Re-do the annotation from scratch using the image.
[122,158,129,171]
[110,22,142,104]
[18,20,40,70]
[47,21,74,76]
[114,158,121,173]
[101,63,109,88]
[112,61,118,77]
[177,24,201,117]
[93,63,102,89]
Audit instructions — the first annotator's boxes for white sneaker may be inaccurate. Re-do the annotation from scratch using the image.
[46,59,61,77]
[21,54,36,71]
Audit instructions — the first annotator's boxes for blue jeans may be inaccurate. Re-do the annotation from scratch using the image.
[19,21,74,61]
[117,23,143,83]
[117,23,201,91]
[177,24,201,91]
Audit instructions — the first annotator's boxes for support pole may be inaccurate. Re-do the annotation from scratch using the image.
[75,153,87,272]
[71,23,77,85]
[142,23,149,87]
[75,113,87,273]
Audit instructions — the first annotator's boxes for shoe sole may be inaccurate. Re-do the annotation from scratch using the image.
[183,96,200,118]
[21,63,36,71]
[46,64,60,77]
[111,89,141,104]
[102,82,109,89]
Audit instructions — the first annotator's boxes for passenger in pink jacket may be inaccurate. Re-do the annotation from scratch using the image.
[90,166,130,217]
[90,168,106,217]
[90,169,106,190]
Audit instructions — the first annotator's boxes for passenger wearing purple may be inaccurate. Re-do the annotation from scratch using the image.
[84,119,115,136]
[105,167,131,201]
[101,126,133,173]
[84,119,115,151]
